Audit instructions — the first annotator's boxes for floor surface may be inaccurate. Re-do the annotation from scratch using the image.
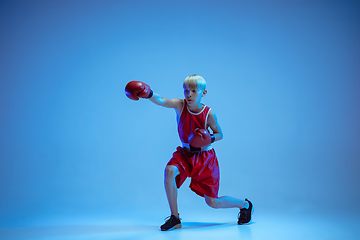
[1,210,359,240]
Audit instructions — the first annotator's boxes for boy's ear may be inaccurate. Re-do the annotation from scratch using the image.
[202,89,207,96]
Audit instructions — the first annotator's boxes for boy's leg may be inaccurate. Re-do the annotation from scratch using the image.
[204,195,247,210]
[205,195,253,225]
[164,165,180,216]
[161,165,182,231]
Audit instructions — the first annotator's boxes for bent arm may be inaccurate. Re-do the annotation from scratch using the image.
[149,93,183,110]
[207,110,223,142]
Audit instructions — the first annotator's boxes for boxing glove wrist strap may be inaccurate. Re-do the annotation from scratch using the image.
[211,134,215,143]
[146,90,153,99]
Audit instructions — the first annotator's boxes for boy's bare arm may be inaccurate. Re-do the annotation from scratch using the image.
[207,110,223,142]
[149,93,183,110]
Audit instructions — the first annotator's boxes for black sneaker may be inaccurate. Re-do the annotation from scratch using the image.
[238,198,253,225]
[160,215,182,231]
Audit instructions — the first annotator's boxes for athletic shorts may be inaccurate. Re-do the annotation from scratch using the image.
[167,146,220,198]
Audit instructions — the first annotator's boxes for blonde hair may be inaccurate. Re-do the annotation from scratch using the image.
[183,74,206,90]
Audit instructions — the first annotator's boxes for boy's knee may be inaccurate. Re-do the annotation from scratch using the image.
[205,196,219,209]
[165,165,179,177]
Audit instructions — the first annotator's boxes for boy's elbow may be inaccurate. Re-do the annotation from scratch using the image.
[219,133,223,140]
[215,132,223,141]
[155,98,165,106]
[159,98,168,107]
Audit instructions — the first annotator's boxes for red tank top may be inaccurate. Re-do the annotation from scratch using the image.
[178,99,211,144]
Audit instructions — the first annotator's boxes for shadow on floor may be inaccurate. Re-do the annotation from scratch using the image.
[180,222,238,230]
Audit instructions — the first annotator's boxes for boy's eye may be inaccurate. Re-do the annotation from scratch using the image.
[184,89,197,94]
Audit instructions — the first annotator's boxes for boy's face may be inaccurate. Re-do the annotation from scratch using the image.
[183,85,207,106]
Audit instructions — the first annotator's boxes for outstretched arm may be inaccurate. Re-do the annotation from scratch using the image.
[149,93,183,110]
[125,81,183,111]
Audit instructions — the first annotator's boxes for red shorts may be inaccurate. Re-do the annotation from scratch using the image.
[167,146,220,198]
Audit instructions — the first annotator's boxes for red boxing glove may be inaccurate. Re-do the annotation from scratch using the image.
[125,81,153,101]
[188,128,215,148]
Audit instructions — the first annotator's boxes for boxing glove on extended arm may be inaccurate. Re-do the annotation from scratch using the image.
[188,128,215,148]
[125,81,153,100]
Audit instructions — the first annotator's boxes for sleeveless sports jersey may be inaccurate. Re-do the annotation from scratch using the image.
[177,99,211,144]
[168,99,219,198]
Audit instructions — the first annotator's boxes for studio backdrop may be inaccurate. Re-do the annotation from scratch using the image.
[0,0,359,227]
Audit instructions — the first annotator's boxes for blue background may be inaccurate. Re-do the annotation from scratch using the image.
[1,0,359,227]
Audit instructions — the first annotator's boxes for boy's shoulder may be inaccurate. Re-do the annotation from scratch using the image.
[206,108,218,119]
[174,98,185,112]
